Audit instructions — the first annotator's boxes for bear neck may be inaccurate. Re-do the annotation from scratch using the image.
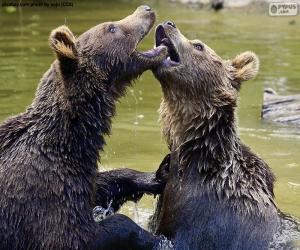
[28,63,115,168]
[160,97,277,216]
[160,97,239,162]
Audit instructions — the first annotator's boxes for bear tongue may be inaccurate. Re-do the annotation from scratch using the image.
[140,45,166,58]
[161,38,172,47]
[163,56,180,67]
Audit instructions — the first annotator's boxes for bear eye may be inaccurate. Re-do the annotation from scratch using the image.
[193,43,204,51]
[108,24,116,33]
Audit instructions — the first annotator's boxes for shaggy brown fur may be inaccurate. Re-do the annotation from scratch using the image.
[0,6,169,250]
[148,21,296,249]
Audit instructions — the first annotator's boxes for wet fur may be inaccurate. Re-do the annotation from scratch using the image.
[150,23,283,249]
[0,8,167,250]
[95,169,163,212]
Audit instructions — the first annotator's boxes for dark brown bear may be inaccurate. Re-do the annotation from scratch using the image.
[150,21,299,249]
[0,6,169,250]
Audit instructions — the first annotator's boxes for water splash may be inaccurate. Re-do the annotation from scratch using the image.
[133,203,140,226]
[155,236,174,250]
[124,202,153,227]
[270,214,300,249]
[93,200,114,222]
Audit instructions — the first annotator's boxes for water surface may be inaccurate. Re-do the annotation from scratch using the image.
[0,0,299,225]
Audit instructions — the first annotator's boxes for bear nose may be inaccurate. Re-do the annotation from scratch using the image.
[165,21,176,28]
[142,5,152,11]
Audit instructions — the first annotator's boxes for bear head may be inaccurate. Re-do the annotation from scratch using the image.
[152,21,259,148]
[153,21,259,106]
[49,5,167,99]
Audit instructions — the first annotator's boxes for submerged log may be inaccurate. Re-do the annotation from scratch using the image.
[262,88,300,126]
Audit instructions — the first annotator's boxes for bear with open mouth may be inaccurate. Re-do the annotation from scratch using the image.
[0,6,170,250]
[149,21,300,249]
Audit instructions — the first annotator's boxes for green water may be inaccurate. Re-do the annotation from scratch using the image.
[0,1,299,225]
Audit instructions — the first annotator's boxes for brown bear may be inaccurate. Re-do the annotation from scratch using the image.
[149,21,299,249]
[0,6,169,250]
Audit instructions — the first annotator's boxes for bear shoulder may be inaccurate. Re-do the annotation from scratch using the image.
[240,142,275,197]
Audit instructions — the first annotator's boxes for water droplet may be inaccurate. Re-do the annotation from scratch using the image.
[93,200,114,222]
[156,236,174,250]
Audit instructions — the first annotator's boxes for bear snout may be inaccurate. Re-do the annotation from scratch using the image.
[139,5,152,12]
[134,5,156,21]
[165,20,176,28]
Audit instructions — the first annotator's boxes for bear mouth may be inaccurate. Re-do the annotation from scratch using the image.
[138,45,166,58]
[155,25,180,67]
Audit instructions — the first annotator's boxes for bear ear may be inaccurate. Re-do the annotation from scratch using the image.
[49,25,77,62]
[231,51,259,84]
